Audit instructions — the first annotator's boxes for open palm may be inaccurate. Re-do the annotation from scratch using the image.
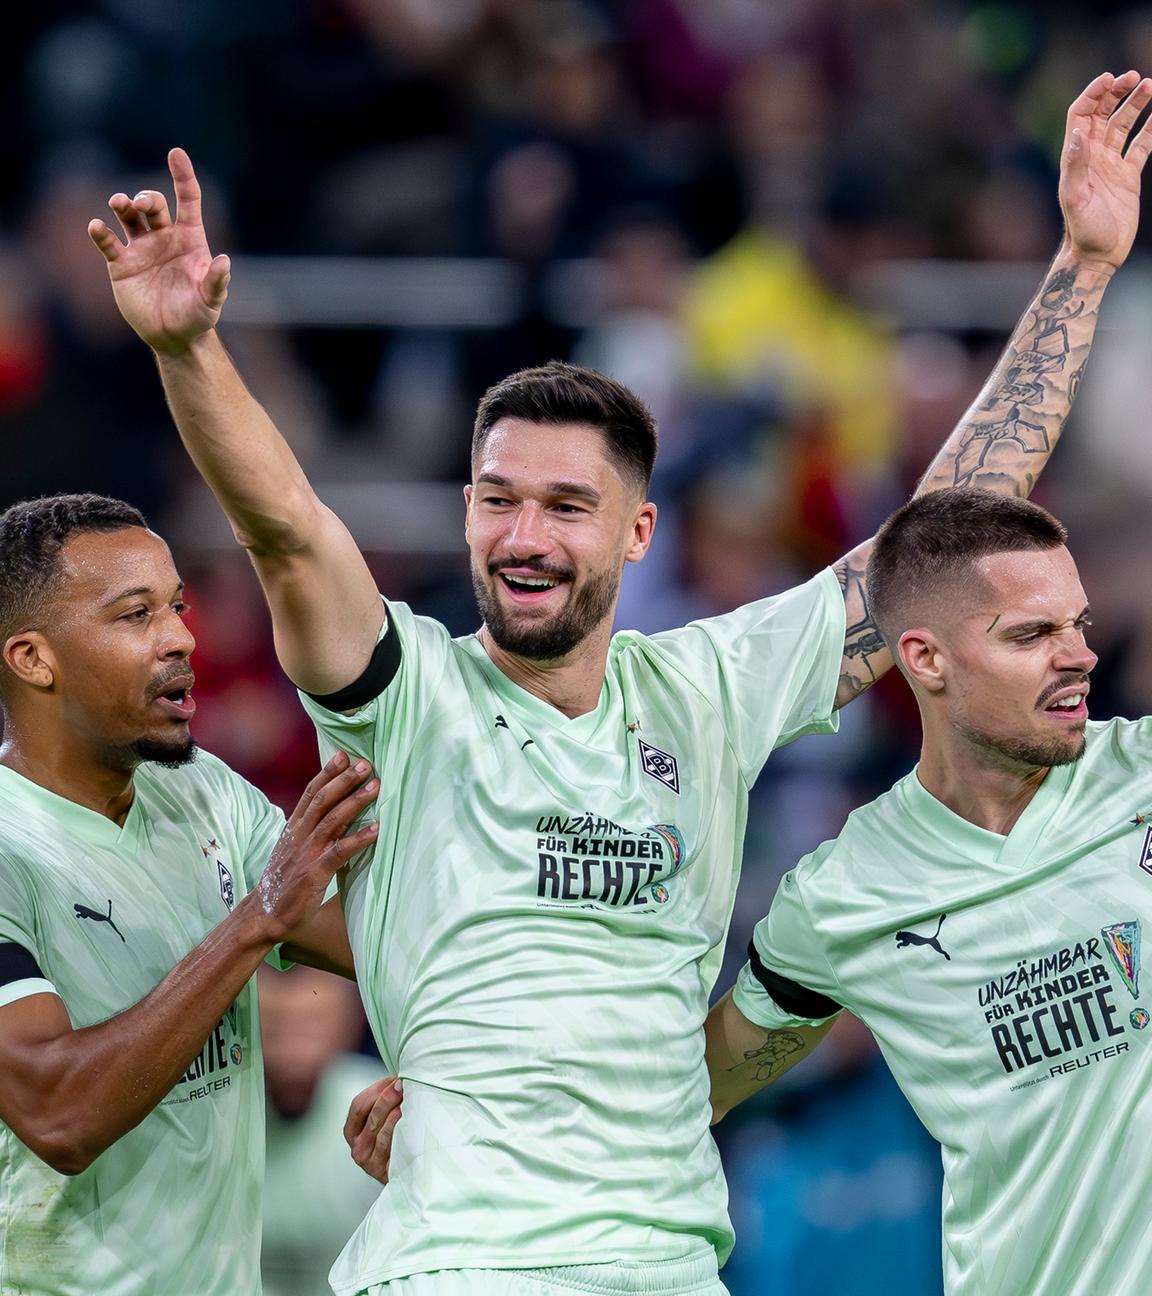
[1060,71,1152,269]
[89,149,230,355]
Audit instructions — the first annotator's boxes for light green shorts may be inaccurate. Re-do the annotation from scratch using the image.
[360,1250,727,1295]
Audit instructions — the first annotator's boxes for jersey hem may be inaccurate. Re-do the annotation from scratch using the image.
[0,977,57,1008]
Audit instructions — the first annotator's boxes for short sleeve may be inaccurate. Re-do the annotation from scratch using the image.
[732,858,843,1030]
[297,600,453,800]
[0,858,57,1005]
[647,568,845,783]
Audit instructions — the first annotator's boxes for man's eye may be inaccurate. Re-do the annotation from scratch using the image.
[123,607,149,622]
[173,601,190,616]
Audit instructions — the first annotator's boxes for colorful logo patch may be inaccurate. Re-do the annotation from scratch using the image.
[652,884,670,904]
[1130,1009,1150,1031]
[650,823,686,873]
[230,1044,243,1066]
[1102,920,1142,999]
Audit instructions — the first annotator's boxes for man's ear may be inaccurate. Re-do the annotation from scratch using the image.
[624,501,657,564]
[899,628,946,694]
[3,632,55,690]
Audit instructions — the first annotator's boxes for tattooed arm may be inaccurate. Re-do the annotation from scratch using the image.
[832,70,1152,708]
[705,989,836,1122]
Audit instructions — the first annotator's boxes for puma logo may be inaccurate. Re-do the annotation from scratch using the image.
[895,913,950,960]
[74,899,126,943]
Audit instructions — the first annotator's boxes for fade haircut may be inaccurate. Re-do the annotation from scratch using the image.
[0,493,148,659]
[867,488,1068,648]
[472,361,658,496]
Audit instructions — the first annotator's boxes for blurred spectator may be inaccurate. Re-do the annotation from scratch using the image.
[260,965,384,1296]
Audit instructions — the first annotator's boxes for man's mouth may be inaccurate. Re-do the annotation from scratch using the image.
[1040,683,1089,721]
[495,569,570,605]
[150,673,197,721]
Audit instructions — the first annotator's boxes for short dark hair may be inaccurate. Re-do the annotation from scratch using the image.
[0,493,148,654]
[472,361,658,494]
[867,488,1068,647]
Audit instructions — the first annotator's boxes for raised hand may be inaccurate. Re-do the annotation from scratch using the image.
[88,148,231,355]
[1060,70,1152,269]
[253,751,380,944]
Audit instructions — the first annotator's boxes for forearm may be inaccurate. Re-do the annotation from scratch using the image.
[25,895,278,1171]
[916,243,1113,498]
[156,331,320,556]
[705,989,834,1124]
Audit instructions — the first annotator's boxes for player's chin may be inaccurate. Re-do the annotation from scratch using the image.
[132,731,199,769]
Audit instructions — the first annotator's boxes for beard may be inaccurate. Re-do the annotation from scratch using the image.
[956,720,1086,772]
[472,560,620,661]
[101,733,199,773]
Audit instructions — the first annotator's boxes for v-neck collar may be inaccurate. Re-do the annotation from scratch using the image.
[458,633,616,741]
[0,764,144,851]
[900,758,1075,867]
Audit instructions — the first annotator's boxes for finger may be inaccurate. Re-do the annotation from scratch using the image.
[132,189,172,230]
[109,193,146,242]
[1126,111,1152,171]
[290,751,353,824]
[326,817,381,867]
[354,1101,402,1182]
[344,1076,395,1147]
[87,218,124,263]
[1106,75,1152,149]
[202,253,231,311]
[1067,71,1123,138]
[297,759,376,831]
[168,147,203,226]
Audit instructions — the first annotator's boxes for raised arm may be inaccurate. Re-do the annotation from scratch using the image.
[833,70,1152,707]
[0,755,377,1174]
[88,151,383,696]
[705,989,835,1123]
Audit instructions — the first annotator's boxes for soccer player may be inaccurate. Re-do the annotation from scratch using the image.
[706,487,1152,1295]
[89,72,1150,1296]
[0,493,381,1295]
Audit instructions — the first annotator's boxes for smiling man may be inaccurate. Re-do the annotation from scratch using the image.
[0,493,382,1295]
[707,488,1151,1295]
[90,71,1152,1296]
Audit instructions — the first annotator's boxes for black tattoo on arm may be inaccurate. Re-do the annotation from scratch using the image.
[727,1029,807,1084]
[833,547,891,708]
[918,261,1106,498]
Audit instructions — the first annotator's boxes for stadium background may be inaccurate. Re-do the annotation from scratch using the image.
[6,2,1152,1291]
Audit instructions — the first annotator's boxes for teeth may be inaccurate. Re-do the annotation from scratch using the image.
[1051,694,1083,709]
[505,576,558,589]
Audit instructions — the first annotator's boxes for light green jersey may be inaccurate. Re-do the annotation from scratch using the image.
[734,716,1152,1296]
[299,572,844,1293]
[0,753,284,1296]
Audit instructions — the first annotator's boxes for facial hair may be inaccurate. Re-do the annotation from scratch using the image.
[956,721,1086,773]
[100,734,199,773]
[472,560,620,661]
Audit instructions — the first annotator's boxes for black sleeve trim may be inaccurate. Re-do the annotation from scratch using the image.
[0,943,44,988]
[748,940,841,1018]
[305,619,402,711]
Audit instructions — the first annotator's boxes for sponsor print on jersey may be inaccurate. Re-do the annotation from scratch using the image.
[533,812,688,910]
[165,1000,250,1107]
[979,921,1148,1091]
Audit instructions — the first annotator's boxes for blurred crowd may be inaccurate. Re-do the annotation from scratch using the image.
[8,2,1152,1291]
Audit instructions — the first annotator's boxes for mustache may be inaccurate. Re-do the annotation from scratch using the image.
[487,559,575,581]
[1035,674,1090,709]
[146,664,196,702]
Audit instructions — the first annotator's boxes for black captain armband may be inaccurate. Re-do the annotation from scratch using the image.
[748,940,842,1019]
[0,943,45,989]
[305,621,403,711]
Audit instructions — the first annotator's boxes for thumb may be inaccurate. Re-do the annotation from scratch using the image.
[202,253,231,311]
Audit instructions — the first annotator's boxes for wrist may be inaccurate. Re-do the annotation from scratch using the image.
[1053,240,1119,285]
[152,329,221,364]
[230,891,290,951]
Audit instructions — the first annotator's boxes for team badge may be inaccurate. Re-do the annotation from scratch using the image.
[1102,920,1142,999]
[639,740,680,794]
[1137,824,1152,877]
[203,839,235,911]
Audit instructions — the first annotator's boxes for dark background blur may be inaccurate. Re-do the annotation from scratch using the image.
[8,2,1152,1291]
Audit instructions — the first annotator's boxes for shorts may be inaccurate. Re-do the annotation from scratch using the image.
[359,1250,727,1296]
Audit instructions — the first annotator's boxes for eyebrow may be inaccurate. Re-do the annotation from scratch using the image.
[476,473,602,504]
[996,605,1091,637]
[99,581,184,610]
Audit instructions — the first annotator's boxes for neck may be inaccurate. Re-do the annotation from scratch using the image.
[0,729,136,826]
[916,734,1052,835]
[477,623,612,718]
